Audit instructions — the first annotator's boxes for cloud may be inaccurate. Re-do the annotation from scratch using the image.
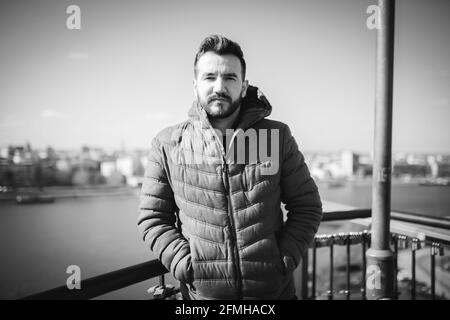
[67,51,89,60]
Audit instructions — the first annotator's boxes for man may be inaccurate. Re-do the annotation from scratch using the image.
[138,35,322,300]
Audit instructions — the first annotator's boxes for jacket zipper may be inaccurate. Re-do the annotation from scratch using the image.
[205,121,243,298]
[222,161,243,299]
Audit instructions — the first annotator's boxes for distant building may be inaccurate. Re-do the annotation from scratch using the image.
[100,161,116,178]
[12,147,25,164]
[341,150,359,177]
[100,161,126,185]
[116,154,145,187]
[437,163,450,178]
[54,158,73,185]
[310,164,332,180]
[406,154,427,165]
[393,163,430,178]
[70,146,104,185]
[0,147,9,160]
[116,156,133,178]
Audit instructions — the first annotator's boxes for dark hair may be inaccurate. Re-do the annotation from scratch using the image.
[194,34,246,80]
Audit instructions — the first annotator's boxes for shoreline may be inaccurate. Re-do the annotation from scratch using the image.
[317,176,450,186]
[0,185,138,202]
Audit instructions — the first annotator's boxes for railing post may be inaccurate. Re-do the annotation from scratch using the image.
[297,250,309,299]
[411,238,421,300]
[361,231,368,299]
[328,237,334,300]
[366,0,396,300]
[346,235,351,300]
[430,242,444,300]
[312,243,317,299]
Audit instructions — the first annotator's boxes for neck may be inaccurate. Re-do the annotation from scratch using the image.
[209,105,241,135]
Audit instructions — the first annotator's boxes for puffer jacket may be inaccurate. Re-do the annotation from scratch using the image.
[138,86,322,299]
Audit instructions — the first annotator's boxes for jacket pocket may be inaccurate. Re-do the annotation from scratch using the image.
[269,233,286,276]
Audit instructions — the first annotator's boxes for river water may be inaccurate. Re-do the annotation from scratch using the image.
[0,192,165,299]
[0,182,448,299]
[317,180,450,218]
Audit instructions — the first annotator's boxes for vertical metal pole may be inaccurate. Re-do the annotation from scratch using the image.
[346,236,351,300]
[431,244,436,300]
[328,240,334,300]
[393,236,398,298]
[366,0,396,300]
[362,234,367,299]
[411,248,416,300]
[299,250,309,300]
[312,244,317,300]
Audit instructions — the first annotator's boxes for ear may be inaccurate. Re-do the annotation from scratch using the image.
[192,78,198,100]
[241,80,249,98]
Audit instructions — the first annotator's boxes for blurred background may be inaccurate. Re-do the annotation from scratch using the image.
[0,0,449,299]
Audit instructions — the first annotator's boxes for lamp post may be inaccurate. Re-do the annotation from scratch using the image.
[366,0,396,300]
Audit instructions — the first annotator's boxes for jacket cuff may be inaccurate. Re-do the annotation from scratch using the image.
[282,255,297,274]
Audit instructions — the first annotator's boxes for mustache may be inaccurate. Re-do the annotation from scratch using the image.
[207,93,231,103]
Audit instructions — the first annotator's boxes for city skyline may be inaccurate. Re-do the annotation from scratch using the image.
[1,0,449,153]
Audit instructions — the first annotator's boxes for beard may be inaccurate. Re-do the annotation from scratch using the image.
[200,93,242,119]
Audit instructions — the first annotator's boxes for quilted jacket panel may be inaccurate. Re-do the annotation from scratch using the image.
[138,86,322,299]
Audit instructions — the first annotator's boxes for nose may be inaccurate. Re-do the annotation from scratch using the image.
[212,77,226,94]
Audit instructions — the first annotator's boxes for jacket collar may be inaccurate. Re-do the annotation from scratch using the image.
[188,85,272,131]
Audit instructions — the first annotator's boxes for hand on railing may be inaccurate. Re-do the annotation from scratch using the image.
[148,284,180,300]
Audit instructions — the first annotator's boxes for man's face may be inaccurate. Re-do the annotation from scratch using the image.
[194,52,248,119]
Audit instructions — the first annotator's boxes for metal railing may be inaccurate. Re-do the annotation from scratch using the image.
[307,231,370,300]
[22,259,169,300]
[299,209,449,300]
[22,209,449,300]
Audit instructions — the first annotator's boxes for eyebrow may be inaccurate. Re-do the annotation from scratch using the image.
[202,72,238,78]
[223,73,238,78]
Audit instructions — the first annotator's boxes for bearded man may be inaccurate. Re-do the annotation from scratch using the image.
[138,34,322,300]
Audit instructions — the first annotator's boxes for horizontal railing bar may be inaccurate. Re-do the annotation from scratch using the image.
[22,259,168,300]
[391,211,450,230]
[322,209,371,221]
[323,209,450,230]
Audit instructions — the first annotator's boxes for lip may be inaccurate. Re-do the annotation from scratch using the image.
[211,98,229,102]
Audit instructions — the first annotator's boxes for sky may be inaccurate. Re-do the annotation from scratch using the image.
[0,0,449,153]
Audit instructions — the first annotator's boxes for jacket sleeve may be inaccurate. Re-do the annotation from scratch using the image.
[137,137,192,283]
[278,124,323,269]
